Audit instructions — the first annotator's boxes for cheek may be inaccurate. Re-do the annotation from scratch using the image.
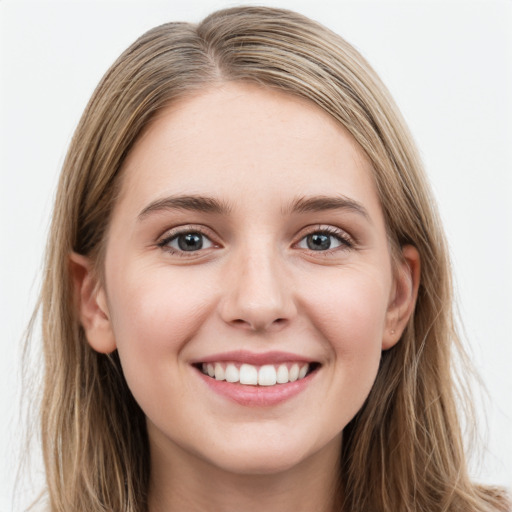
[105,263,215,398]
[303,267,389,408]
[109,261,215,337]
[306,267,390,351]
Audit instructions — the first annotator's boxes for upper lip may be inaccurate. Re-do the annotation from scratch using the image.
[190,350,316,366]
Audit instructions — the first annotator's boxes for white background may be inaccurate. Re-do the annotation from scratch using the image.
[1,0,511,510]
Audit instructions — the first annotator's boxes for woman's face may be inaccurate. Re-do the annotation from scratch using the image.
[80,82,417,476]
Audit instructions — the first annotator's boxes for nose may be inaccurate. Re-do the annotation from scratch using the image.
[219,247,296,332]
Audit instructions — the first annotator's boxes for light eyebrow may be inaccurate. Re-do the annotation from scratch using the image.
[138,195,232,220]
[286,195,371,221]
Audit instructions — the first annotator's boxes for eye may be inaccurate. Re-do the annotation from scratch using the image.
[296,229,352,252]
[160,231,214,253]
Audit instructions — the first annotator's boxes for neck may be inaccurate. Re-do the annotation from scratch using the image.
[147,431,342,512]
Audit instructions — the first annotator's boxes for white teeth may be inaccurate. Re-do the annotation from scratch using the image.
[239,364,258,385]
[289,363,300,382]
[225,363,239,383]
[200,361,312,386]
[276,364,289,384]
[258,365,277,386]
[214,362,225,381]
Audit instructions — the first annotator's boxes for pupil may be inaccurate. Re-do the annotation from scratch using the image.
[178,233,203,251]
[307,233,331,251]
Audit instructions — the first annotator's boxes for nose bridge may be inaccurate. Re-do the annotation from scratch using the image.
[220,239,294,331]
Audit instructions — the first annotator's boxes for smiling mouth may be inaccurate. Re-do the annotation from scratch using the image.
[195,361,320,387]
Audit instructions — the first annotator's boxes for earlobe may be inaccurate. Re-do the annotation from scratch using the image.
[69,252,117,354]
[382,244,421,350]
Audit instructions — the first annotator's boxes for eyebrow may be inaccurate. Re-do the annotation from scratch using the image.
[138,195,232,220]
[285,195,371,221]
[138,193,370,221]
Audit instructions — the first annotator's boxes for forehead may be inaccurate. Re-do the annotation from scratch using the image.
[116,82,380,217]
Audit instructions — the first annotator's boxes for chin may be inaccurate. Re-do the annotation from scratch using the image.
[240,449,306,474]
[197,430,340,477]
[207,450,311,476]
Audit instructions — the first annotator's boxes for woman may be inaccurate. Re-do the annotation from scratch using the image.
[35,6,509,512]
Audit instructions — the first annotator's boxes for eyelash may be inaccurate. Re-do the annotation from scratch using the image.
[297,226,354,254]
[156,225,354,257]
[157,225,218,257]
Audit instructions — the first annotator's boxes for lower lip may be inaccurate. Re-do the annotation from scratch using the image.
[196,368,317,407]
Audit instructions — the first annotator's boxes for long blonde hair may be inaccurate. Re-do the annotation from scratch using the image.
[35,6,509,511]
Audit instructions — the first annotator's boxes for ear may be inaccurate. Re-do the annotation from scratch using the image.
[382,244,421,350]
[69,252,117,354]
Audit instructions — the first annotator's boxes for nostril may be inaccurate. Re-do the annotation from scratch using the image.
[229,317,288,331]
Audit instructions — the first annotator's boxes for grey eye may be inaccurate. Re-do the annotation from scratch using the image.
[167,232,213,252]
[297,233,344,251]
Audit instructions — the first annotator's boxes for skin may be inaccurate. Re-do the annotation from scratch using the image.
[72,82,420,512]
